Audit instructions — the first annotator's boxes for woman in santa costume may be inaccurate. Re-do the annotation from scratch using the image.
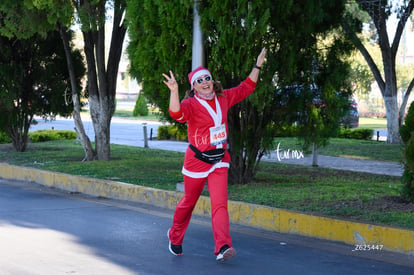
[163,48,266,262]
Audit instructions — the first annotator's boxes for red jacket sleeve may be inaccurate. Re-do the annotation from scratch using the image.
[169,109,184,121]
[224,77,257,107]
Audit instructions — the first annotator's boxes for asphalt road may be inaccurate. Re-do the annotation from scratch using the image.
[1,179,413,275]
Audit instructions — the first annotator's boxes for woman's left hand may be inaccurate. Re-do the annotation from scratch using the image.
[256,48,266,68]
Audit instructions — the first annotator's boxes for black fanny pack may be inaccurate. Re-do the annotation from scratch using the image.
[189,144,225,164]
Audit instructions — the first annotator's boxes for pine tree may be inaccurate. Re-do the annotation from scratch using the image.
[400,102,414,202]
[133,93,149,117]
[126,0,352,184]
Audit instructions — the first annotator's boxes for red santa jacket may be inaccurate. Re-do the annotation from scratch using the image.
[170,77,257,178]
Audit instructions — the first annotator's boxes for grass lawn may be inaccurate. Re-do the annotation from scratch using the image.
[113,110,161,121]
[0,139,412,230]
[358,117,387,129]
[272,137,402,162]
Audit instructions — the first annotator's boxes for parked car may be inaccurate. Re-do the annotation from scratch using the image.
[274,85,359,128]
[339,99,359,128]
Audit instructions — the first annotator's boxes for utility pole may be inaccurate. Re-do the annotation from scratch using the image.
[192,0,204,70]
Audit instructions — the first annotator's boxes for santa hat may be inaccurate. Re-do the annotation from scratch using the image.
[188,66,212,89]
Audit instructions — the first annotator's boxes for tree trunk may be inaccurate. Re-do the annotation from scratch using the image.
[312,143,318,167]
[8,127,26,152]
[59,25,95,161]
[78,1,126,161]
[380,37,401,144]
[228,105,245,185]
[228,101,268,185]
[91,104,112,161]
[7,113,31,152]
[384,96,401,144]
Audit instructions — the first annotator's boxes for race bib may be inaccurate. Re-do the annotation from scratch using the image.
[210,124,227,146]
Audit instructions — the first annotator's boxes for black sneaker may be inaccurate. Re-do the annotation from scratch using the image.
[167,229,182,256]
[216,245,236,262]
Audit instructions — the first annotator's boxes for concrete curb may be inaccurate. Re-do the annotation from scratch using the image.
[1,163,413,255]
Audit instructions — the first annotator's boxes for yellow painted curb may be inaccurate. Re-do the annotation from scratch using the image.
[1,163,413,255]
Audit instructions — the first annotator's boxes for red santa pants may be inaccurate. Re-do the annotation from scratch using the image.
[169,167,232,255]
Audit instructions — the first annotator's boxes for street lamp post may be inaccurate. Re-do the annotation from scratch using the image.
[192,1,204,70]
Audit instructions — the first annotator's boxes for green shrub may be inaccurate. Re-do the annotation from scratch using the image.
[29,130,77,143]
[337,127,373,140]
[176,129,188,141]
[275,125,373,140]
[157,125,187,141]
[157,125,170,140]
[274,125,299,137]
[0,131,11,144]
[168,126,178,138]
[400,102,414,202]
[133,94,149,117]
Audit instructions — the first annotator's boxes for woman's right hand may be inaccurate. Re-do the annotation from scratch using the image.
[163,70,181,112]
[162,70,178,94]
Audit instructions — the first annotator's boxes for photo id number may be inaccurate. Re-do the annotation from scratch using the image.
[352,244,383,251]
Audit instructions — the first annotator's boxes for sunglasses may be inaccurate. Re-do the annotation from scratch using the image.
[195,76,211,84]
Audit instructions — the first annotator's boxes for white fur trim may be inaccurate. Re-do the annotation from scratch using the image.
[190,69,211,88]
[182,162,229,178]
[194,95,223,149]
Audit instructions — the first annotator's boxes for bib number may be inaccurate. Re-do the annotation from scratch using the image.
[210,124,227,146]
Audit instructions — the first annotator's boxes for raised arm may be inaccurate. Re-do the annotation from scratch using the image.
[248,48,266,83]
[162,70,180,112]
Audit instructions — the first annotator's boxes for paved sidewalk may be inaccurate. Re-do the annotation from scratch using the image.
[263,151,403,177]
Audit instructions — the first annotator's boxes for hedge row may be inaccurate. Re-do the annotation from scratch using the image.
[157,125,188,141]
[29,130,77,143]
[158,125,373,142]
[0,131,11,144]
[336,127,373,140]
[274,125,373,140]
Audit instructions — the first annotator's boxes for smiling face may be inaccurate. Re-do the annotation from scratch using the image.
[193,75,213,96]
